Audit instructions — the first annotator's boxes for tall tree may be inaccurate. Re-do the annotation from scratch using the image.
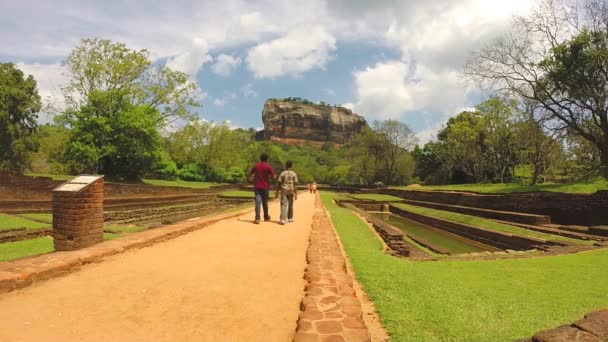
[374,120,417,185]
[0,63,41,172]
[60,38,201,179]
[466,0,608,176]
[477,98,519,183]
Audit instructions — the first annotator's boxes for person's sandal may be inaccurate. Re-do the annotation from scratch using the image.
[254,219,260,224]
[264,216,271,222]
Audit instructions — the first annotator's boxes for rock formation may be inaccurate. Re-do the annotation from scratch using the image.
[260,99,367,146]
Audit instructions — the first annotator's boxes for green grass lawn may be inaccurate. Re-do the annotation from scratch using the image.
[103,225,147,234]
[396,178,608,194]
[25,173,74,181]
[218,190,277,198]
[142,179,220,189]
[350,193,404,202]
[392,203,592,246]
[322,193,608,341]
[0,237,54,262]
[0,213,50,230]
[15,213,53,224]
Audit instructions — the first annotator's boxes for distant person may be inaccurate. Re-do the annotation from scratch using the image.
[277,160,298,225]
[312,181,318,194]
[307,183,312,194]
[249,153,276,224]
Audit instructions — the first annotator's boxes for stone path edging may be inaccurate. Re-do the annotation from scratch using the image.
[516,309,608,342]
[293,195,372,342]
[0,206,252,294]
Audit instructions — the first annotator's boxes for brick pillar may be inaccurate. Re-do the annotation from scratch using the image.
[52,175,104,251]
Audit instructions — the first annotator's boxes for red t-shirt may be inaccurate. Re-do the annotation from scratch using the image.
[250,162,275,189]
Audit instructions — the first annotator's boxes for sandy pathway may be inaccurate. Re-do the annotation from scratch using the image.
[0,192,315,342]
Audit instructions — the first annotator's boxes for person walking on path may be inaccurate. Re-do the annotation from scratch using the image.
[312,181,318,194]
[249,153,276,224]
[277,160,298,225]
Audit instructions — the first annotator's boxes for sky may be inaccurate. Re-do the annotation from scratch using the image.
[0,0,535,143]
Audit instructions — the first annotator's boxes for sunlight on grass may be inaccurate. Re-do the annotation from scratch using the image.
[0,237,53,262]
[321,193,608,341]
[0,214,50,231]
[392,203,592,246]
[397,178,608,194]
[142,179,220,189]
[349,194,404,201]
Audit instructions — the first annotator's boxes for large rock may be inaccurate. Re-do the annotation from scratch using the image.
[261,99,367,146]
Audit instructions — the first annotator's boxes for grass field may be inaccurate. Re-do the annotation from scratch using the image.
[218,190,277,198]
[321,193,608,341]
[0,237,53,262]
[0,213,50,230]
[15,213,53,224]
[349,194,404,202]
[25,173,73,181]
[391,203,592,246]
[397,178,608,194]
[142,179,220,189]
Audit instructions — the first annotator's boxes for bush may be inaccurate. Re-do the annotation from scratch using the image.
[177,163,205,181]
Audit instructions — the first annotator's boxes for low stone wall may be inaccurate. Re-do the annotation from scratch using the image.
[389,205,558,251]
[0,228,51,243]
[404,199,551,225]
[379,189,608,226]
[105,199,243,224]
[342,203,409,257]
[517,310,608,341]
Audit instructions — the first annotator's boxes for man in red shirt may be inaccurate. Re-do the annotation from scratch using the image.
[249,153,276,224]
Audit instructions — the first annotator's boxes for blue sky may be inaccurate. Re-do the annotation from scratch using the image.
[0,0,535,142]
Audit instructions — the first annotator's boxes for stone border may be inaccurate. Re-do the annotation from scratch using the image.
[516,310,608,341]
[0,206,252,294]
[341,203,409,257]
[0,228,51,243]
[293,195,371,342]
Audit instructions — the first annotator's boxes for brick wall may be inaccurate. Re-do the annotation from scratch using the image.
[52,178,104,251]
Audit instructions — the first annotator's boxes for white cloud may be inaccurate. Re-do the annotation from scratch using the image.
[212,92,237,107]
[213,98,226,107]
[165,37,212,77]
[211,54,242,77]
[15,62,68,123]
[246,26,336,78]
[242,83,258,97]
[349,60,474,120]
[325,88,336,97]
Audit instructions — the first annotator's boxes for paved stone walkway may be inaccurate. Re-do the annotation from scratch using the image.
[293,196,371,342]
[0,194,315,342]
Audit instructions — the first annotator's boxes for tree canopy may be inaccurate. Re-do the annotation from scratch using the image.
[0,63,41,172]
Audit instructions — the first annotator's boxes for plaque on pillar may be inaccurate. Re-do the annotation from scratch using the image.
[52,175,104,251]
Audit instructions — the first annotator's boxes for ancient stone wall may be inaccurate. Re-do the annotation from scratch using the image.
[389,205,556,250]
[379,189,608,226]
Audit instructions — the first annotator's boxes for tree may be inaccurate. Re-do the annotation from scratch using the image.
[477,98,519,183]
[29,124,70,174]
[373,120,417,185]
[60,38,201,179]
[0,63,41,172]
[436,111,487,182]
[466,0,608,176]
[515,102,565,184]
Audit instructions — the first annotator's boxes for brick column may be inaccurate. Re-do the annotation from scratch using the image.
[52,175,104,251]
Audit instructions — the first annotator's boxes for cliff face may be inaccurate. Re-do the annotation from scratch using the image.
[261,99,367,146]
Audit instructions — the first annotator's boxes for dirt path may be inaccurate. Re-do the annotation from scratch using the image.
[0,192,315,342]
